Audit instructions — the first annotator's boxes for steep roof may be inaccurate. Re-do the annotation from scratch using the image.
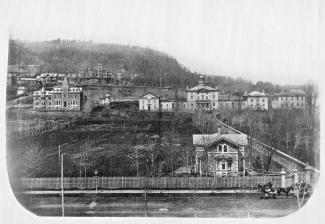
[62,76,69,87]
[193,133,248,146]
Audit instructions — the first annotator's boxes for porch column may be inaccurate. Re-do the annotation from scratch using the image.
[281,168,286,188]
[292,169,299,185]
[305,166,312,185]
[195,154,198,173]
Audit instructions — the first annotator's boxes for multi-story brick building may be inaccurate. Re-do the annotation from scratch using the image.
[218,94,243,110]
[271,89,306,109]
[186,76,219,111]
[33,76,82,110]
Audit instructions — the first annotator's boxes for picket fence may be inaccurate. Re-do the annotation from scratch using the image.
[19,175,293,190]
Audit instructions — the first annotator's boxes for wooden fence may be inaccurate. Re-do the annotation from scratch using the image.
[19,176,290,190]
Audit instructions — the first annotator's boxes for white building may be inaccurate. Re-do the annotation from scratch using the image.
[17,86,27,96]
[99,94,111,106]
[139,93,160,111]
[161,100,175,112]
[271,89,306,109]
[242,91,268,110]
[186,76,219,111]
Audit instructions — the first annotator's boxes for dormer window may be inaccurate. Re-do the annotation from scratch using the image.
[218,145,222,152]
[224,145,228,152]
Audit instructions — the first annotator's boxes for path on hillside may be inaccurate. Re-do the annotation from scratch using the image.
[192,111,319,173]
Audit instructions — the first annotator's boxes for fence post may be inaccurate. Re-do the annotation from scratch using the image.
[281,168,286,188]
[305,166,312,185]
[292,169,299,185]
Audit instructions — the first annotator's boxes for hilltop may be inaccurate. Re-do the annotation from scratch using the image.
[8,39,288,93]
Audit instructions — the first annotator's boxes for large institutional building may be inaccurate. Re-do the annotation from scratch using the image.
[186,76,219,111]
[33,76,82,110]
[137,76,308,112]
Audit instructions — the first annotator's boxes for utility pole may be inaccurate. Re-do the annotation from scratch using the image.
[61,153,65,217]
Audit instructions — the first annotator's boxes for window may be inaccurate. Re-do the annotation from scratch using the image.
[262,99,265,102]
[213,103,215,106]
[224,145,228,152]
[213,95,215,99]
[218,145,222,152]
[206,96,208,100]
[191,96,193,100]
[251,99,253,102]
[222,162,226,170]
[148,100,151,103]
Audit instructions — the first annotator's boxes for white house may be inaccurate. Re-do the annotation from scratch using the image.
[186,76,219,111]
[17,86,27,96]
[138,93,160,111]
[242,91,268,110]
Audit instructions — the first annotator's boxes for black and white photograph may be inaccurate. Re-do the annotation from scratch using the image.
[0,0,323,222]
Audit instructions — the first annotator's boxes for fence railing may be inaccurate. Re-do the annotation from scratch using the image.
[19,176,289,190]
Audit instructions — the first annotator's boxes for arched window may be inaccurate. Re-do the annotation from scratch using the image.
[224,145,228,152]
[218,145,222,152]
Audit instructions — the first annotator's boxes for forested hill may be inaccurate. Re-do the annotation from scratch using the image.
[8,39,201,88]
[8,39,286,92]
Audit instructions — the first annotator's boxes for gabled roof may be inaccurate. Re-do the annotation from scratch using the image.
[187,85,218,92]
[245,91,267,97]
[193,133,248,146]
[139,93,159,99]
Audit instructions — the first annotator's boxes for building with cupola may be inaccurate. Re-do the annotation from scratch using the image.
[186,76,219,111]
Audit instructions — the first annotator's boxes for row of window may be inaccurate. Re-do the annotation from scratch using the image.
[278,96,305,101]
[250,98,266,102]
[190,94,216,100]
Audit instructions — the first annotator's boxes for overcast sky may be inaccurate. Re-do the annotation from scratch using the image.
[7,0,322,85]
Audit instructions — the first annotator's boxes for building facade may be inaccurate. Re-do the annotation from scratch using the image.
[161,100,175,112]
[186,76,219,111]
[193,133,248,176]
[138,93,160,111]
[242,91,268,110]
[271,89,306,109]
[218,94,242,110]
[33,76,82,110]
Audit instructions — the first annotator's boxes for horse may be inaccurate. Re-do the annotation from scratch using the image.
[277,186,294,198]
[258,182,278,199]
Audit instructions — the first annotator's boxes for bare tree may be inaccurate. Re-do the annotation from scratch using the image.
[23,144,51,177]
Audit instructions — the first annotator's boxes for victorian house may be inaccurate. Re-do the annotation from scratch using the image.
[33,76,82,110]
[193,133,248,176]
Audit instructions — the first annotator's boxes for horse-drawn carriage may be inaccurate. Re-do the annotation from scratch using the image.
[258,181,312,199]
